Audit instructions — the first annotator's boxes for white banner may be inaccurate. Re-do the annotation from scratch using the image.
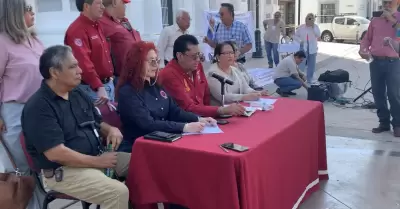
[202,11,255,61]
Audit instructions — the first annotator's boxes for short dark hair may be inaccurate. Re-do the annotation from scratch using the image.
[75,0,95,12]
[213,41,236,63]
[39,45,72,79]
[173,34,199,60]
[221,3,235,17]
[294,50,306,58]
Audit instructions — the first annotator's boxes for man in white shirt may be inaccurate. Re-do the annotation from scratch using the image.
[157,9,191,68]
[273,51,308,97]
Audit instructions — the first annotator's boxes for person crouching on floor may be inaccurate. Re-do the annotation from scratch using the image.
[273,50,309,97]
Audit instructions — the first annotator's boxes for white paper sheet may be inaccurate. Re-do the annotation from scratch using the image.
[244,98,277,107]
[183,124,224,135]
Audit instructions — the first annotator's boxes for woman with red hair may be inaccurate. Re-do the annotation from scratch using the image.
[116,41,216,153]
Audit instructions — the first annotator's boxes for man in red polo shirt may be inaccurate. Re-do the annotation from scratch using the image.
[159,34,245,117]
[65,0,115,103]
[99,0,141,85]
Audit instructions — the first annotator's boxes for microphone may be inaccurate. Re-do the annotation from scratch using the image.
[210,72,234,85]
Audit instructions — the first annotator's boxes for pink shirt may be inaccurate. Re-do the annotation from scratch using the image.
[360,13,400,57]
[0,33,44,104]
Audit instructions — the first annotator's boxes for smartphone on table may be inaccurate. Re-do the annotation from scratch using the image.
[221,143,249,152]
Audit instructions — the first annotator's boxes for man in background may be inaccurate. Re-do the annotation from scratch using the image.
[204,3,252,64]
[263,11,286,68]
[273,51,308,97]
[65,0,115,103]
[157,9,191,68]
[359,0,400,137]
[99,0,141,85]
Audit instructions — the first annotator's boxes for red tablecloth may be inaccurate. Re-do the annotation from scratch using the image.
[127,98,328,209]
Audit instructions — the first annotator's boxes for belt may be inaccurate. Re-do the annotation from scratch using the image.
[81,77,113,85]
[372,56,399,60]
[42,168,57,178]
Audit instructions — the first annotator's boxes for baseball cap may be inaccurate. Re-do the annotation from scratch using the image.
[122,0,131,3]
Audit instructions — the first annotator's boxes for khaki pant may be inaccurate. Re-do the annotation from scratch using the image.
[43,152,131,209]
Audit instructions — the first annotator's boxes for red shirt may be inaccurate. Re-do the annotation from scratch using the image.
[99,12,141,76]
[64,14,114,90]
[158,60,218,117]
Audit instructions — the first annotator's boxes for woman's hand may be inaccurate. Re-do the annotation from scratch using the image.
[242,93,261,101]
[183,122,206,133]
[0,118,5,133]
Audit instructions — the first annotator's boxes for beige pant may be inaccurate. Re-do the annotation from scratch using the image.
[43,152,131,209]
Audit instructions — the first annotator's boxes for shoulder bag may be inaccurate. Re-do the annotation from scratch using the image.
[0,134,36,209]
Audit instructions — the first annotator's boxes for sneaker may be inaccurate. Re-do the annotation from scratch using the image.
[268,64,273,68]
[371,124,390,133]
[276,88,289,97]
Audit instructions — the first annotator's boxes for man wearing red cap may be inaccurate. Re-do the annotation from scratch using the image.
[99,0,141,86]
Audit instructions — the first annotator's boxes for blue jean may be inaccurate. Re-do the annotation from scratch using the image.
[274,76,302,93]
[0,103,45,209]
[265,41,279,66]
[78,80,115,102]
[298,52,317,84]
[370,58,400,127]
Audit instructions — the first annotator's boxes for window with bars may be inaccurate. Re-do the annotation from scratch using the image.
[161,0,173,27]
[320,3,336,23]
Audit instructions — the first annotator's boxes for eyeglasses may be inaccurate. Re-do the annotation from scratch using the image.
[184,52,204,61]
[220,51,235,55]
[147,58,161,66]
[25,5,33,12]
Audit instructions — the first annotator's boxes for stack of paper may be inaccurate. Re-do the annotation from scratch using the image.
[183,124,224,135]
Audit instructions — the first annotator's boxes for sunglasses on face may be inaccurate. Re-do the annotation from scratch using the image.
[184,52,204,61]
[147,58,161,66]
[25,5,33,12]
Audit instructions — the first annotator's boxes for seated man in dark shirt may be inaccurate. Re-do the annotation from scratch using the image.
[21,45,129,209]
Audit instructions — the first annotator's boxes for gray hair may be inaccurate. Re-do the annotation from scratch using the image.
[175,8,189,21]
[0,0,32,44]
[39,45,73,79]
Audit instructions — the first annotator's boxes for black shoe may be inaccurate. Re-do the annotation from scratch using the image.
[287,91,297,96]
[372,124,390,133]
[268,64,273,68]
[276,88,289,97]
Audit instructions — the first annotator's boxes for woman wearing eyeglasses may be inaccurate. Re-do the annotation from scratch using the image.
[0,1,44,209]
[206,42,268,106]
[294,13,321,84]
[117,41,216,153]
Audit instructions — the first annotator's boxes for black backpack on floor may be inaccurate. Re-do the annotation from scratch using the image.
[318,69,350,83]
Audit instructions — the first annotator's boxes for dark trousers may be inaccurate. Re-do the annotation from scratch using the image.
[274,76,302,93]
[370,58,400,127]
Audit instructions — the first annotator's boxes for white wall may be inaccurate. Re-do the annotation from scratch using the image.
[33,0,207,47]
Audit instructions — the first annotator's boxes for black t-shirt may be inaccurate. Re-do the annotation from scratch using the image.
[21,81,103,169]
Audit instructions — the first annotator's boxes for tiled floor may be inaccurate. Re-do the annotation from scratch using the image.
[49,135,400,209]
[300,136,400,209]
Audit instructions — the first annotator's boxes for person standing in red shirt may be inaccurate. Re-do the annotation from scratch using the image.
[65,0,115,103]
[99,0,141,86]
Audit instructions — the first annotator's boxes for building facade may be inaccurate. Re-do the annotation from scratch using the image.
[298,0,380,25]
